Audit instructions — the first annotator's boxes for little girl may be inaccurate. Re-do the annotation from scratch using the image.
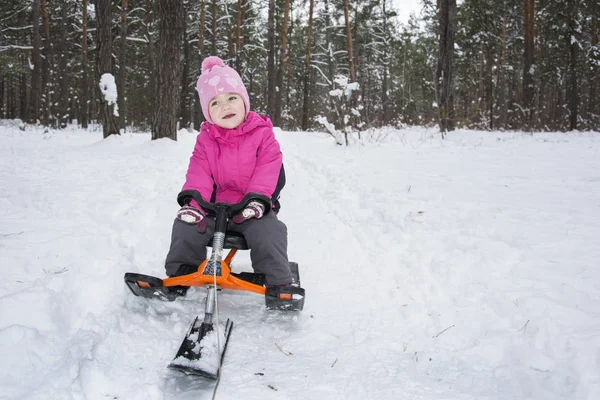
[164,56,292,291]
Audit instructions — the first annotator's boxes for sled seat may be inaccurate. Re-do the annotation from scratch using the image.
[208,231,249,250]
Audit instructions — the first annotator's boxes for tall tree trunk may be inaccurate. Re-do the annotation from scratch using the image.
[436,0,456,135]
[522,0,535,128]
[497,2,508,129]
[198,0,206,55]
[41,0,51,126]
[152,0,184,140]
[19,55,28,122]
[343,0,358,137]
[211,0,218,55]
[179,0,190,128]
[11,77,16,119]
[0,78,4,119]
[554,76,563,129]
[485,45,493,130]
[57,2,69,128]
[301,0,315,130]
[235,0,243,71]
[227,11,234,60]
[95,0,120,138]
[285,9,294,108]
[145,0,156,129]
[477,43,484,121]
[325,0,336,124]
[536,0,546,129]
[567,0,579,131]
[118,0,129,131]
[352,5,359,83]
[81,0,89,128]
[509,46,518,128]
[29,0,42,123]
[590,0,599,125]
[7,77,14,119]
[273,0,290,127]
[343,0,356,83]
[194,0,206,129]
[382,0,390,125]
[267,0,276,119]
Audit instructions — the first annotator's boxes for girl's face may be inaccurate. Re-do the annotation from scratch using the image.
[208,93,245,129]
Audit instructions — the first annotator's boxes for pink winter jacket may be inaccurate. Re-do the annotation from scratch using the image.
[182,111,283,208]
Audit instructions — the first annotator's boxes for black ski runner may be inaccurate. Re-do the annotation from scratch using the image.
[168,317,234,380]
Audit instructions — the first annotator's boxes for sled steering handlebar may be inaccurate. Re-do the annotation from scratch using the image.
[177,190,271,218]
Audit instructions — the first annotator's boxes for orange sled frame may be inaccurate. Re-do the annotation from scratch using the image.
[126,240,266,296]
[123,191,305,378]
[164,246,266,295]
[124,190,304,308]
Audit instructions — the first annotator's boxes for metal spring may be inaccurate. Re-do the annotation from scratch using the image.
[210,232,225,261]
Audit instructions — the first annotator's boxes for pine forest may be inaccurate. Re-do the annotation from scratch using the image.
[1,0,599,140]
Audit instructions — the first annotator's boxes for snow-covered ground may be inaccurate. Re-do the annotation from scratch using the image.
[1,120,599,400]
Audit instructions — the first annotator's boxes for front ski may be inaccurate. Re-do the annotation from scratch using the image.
[168,317,233,380]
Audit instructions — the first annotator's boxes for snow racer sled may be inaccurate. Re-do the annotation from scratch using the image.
[123,190,305,379]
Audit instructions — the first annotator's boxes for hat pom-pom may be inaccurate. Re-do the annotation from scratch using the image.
[202,56,225,73]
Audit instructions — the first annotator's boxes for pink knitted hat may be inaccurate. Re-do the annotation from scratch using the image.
[196,56,250,124]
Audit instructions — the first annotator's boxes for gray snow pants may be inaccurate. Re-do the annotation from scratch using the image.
[164,212,292,285]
